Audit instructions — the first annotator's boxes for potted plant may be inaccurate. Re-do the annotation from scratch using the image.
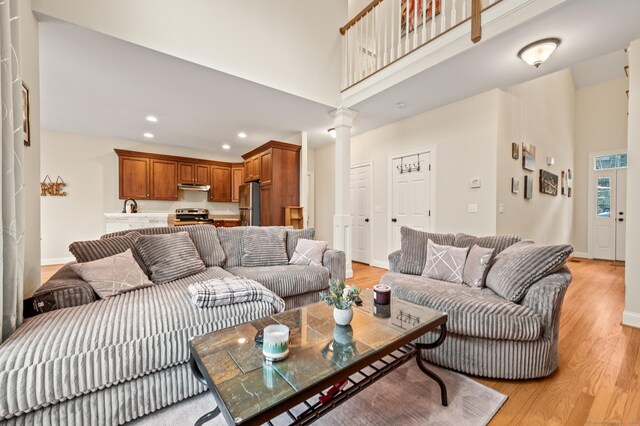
[320,279,361,326]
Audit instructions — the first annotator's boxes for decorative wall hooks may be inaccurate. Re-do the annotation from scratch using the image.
[41,175,67,197]
[397,154,421,174]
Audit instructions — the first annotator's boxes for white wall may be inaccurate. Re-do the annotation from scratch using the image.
[32,0,346,107]
[315,90,500,267]
[21,0,41,297]
[496,69,576,245]
[573,77,629,255]
[624,40,640,328]
[41,130,242,264]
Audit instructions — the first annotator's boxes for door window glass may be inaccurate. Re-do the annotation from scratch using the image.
[597,177,611,218]
[595,153,627,170]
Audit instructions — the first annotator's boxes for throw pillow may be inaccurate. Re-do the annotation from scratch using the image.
[217,227,246,267]
[69,231,147,274]
[286,228,315,260]
[453,233,521,255]
[463,245,495,289]
[290,239,328,267]
[135,232,206,284]
[398,227,456,275]
[485,240,573,302]
[241,227,289,267]
[70,249,153,299]
[421,240,469,284]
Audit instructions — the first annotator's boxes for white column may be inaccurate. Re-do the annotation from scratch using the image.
[329,108,358,279]
[624,40,640,328]
[299,132,308,227]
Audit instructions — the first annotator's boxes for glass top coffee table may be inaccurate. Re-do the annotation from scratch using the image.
[188,288,448,426]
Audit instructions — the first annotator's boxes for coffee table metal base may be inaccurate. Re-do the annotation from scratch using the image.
[189,324,448,426]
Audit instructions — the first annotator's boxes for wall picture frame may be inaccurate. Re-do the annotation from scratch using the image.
[540,169,559,196]
[511,177,520,194]
[561,170,569,195]
[524,175,533,199]
[401,0,441,34]
[522,143,536,171]
[512,143,519,160]
[22,82,30,147]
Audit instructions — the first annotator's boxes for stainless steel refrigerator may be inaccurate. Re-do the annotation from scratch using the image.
[239,182,260,226]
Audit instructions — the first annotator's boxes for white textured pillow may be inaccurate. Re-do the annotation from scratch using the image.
[463,245,495,289]
[421,240,469,284]
[290,239,328,267]
[70,249,153,298]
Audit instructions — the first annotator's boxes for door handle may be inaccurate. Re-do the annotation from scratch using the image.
[619,212,624,215]
[365,218,370,222]
[392,218,397,223]
[618,218,624,222]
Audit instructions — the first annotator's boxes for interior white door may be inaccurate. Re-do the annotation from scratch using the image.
[615,168,626,261]
[350,164,371,264]
[391,153,431,252]
[592,170,616,260]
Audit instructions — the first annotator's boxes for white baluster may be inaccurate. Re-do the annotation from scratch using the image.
[413,0,418,50]
[422,0,427,45]
[431,0,437,38]
[384,1,389,66]
[376,7,381,70]
[347,30,353,87]
[462,0,467,20]
[365,13,369,78]
[397,0,402,57]
[405,0,410,54]
[441,0,446,32]
[342,31,347,89]
[451,0,457,27]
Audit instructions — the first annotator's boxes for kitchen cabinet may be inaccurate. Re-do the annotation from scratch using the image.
[178,162,209,184]
[231,164,244,203]
[119,156,150,199]
[260,185,272,226]
[260,149,272,185]
[244,155,260,182]
[149,159,178,200]
[211,165,231,202]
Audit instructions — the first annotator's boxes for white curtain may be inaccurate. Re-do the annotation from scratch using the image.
[1,0,25,343]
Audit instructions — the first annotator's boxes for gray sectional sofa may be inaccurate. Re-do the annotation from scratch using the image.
[382,227,573,380]
[0,225,344,425]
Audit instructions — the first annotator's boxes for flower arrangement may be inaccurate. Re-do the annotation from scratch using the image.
[320,279,361,310]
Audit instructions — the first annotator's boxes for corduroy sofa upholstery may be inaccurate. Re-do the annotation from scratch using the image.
[2,226,344,425]
[383,232,572,380]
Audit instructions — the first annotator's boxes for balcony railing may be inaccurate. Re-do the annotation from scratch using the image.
[340,0,502,90]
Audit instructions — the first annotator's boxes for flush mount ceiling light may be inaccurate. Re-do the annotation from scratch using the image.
[222,144,231,150]
[145,115,158,123]
[518,38,561,68]
[328,128,336,139]
[143,132,154,139]
[237,132,247,139]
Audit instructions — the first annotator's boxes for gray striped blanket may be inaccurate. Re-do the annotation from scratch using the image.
[188,276,285,312]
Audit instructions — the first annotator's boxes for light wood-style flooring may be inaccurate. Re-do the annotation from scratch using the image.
[42,258,637,424]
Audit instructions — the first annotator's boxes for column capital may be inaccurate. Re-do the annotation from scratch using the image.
[329,107,358,128]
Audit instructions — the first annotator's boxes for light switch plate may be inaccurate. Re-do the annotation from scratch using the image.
[470,179,481,189]
[499,203,504,214]
[468,203,478,213]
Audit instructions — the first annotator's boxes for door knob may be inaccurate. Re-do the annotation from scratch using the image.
[365,218,370,222]
[618,218,624,222]
[619,212,624,215]
[392,218,397,223]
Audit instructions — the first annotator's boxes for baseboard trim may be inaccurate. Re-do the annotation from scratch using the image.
[370,260,389,270]
[572,252,589,259]
[346,268,354,279]
[622,311,640,329]
[41,257,74,266]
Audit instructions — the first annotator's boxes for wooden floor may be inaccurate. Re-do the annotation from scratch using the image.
[42,259,637,424]
[348,259,639,425]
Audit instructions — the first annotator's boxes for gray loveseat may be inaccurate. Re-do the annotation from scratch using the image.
[0,225,344,425]
[382,228,572,380]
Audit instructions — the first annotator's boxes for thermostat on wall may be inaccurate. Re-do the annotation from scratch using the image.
[470,178,481,189]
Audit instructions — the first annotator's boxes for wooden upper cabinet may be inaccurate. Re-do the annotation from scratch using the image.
[149,159,178,200]
[211,165,231,202]
[260,149,272,186]
[178,162,194,184]
[119,156,150,199]
[231,165,244,203]
[243,155,260,182]
[243,160,252,183]
[195,164,210,184]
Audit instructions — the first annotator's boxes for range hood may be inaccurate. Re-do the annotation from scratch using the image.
[178,183,211,191]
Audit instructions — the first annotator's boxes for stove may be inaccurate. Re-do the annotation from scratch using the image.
[175,208,214,225]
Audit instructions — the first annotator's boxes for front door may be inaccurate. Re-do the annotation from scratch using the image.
[350,164,371,264]
[591,167,626,261]
[391,152,431,252]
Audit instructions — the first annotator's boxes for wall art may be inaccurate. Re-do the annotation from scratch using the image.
[540,169,558,196]
[401,0,441,34]
[512,143,520,160]
[522,143,536,171]
[524,175,533,200]
[512,177,520,194]
[561,171,569,195]
[22,82,30,146]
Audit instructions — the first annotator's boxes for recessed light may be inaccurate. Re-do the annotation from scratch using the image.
[222,144,231,150]
[143,133,154,139]
[146,115,158,123]
[237,132,247,139]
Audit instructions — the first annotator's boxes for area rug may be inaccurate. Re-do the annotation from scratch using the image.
[131,362,506,426]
